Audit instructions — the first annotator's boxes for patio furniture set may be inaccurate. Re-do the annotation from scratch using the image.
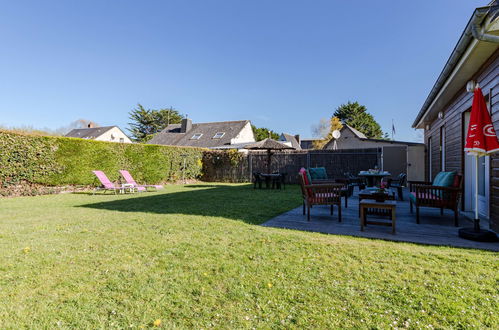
[253,172,287,190]
[299,167,463,235]
[92,170,164,194]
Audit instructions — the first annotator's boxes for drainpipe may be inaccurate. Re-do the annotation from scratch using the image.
[471,6,499,44]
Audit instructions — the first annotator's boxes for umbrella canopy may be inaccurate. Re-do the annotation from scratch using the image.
[245,138,295,151]
[245,138,294,174]
[464,87,499,156]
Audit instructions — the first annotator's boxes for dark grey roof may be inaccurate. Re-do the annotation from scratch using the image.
[279,133,301,150]
[65,126,116,139]
[344,125,367,139]
[149,120,252,148]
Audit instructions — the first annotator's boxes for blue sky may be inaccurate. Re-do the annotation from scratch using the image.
[0,0,482,141]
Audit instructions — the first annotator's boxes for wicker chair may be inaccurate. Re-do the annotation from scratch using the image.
[408,173,462,226]
[298,170,344,221]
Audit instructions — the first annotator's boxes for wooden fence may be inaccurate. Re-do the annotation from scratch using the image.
[202,148,381,183]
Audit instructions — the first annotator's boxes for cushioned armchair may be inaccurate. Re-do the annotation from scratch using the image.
[299,168,345,221]
[408,172,462,226]
[307,167,351,207]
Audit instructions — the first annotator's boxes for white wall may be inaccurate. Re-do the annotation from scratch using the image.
[231,122,255,144]
[95,127,132,143]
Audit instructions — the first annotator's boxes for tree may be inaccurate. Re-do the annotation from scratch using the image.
[333,101,383,139]
[128,104,184,142]
[251,125,280,141]
[312,116,343,149]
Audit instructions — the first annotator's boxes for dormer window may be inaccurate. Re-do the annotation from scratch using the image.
[190,133,203,140]
[212,132,225,139]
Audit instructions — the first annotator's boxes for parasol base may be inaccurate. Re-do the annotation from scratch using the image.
[458,227,498,242]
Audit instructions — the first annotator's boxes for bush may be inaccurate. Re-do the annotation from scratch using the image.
[0,130,204,194]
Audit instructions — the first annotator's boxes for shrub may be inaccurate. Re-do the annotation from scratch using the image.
[0,130,204,194]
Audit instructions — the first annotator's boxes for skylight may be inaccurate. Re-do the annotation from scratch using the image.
[190,133,203,140]
[212,132,225,139]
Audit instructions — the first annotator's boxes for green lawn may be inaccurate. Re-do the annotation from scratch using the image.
[0,183,497,328]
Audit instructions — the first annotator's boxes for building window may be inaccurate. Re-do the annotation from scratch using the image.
[190,133,203,140]
[119,138,125,143]
[212,132,225,139]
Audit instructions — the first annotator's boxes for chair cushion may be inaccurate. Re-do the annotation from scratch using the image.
[309,167,328,180]
[299,168,310,185]
[432,172,446,186]
[434,172,456,188]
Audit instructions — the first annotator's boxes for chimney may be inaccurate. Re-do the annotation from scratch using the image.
[294,134,300,144]
[180,118,192,133]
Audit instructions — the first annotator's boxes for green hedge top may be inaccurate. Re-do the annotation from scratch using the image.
[0,130,205,187]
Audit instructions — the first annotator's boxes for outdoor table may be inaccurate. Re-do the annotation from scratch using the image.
[259,173,283,189]
[360,199,397,234]
[358,171,391,187]
[120,183,137,194]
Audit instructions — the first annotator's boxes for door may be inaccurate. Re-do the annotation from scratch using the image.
[464,112,490,218]
[382,146,407,179]
[407,145,425,181]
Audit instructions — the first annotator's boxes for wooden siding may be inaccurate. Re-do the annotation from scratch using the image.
[424,50,499,231]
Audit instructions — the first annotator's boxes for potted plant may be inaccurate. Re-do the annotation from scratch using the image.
[372,187,386,202]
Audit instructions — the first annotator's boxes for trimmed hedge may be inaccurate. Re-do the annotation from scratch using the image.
[0,130,204,193]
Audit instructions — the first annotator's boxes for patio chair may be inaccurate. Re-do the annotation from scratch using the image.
[408,171,462,226]
[387,173,407,201]
[298,168,344,221]
[119,170,163,192]
[308,167,350,207]
[92,170,123,195]
[253,172,263,189]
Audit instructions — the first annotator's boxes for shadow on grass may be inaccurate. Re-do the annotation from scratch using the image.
[78,183,301,225]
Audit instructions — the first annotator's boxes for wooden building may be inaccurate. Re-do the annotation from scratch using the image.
[412,2,499,231]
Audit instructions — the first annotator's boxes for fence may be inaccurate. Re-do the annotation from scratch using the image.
[202,148,381,183]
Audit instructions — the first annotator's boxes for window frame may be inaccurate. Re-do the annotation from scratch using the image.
[190,133,203,140]
[212,132,225,139]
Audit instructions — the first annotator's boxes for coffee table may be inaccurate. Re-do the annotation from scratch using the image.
[359,199,396,234]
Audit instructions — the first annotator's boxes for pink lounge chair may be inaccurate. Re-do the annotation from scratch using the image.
[92,170,125,194]
[119,170,164,192]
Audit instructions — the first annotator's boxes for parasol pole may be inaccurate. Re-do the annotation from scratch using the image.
[474,155,480,231]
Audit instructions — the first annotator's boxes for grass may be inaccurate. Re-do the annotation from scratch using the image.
[0,183,497,328]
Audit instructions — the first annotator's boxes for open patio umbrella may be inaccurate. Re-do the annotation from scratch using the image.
[245,138,294,174]
[459,86,499,242]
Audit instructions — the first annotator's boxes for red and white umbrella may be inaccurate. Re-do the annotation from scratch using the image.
[463,87,499,235]
[464,87,499,155]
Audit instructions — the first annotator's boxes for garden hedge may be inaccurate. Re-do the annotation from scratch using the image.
[0,130,204,195]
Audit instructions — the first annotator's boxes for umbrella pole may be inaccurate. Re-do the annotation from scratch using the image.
[267,150,271,174]
[474,155,480,231]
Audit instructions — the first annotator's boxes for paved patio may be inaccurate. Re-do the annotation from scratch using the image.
[262,188,499,251]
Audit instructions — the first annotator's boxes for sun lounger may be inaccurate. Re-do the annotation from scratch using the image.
[92,170,128,194]
[119,170,163,192]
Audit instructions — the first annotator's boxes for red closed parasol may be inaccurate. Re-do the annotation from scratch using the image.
[464,87,499,155]
[460,87,499,242]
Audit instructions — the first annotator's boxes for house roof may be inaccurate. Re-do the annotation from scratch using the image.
[344,124,367,139]
[149,120,251,148]
[65,126,117,139]
[412,2,499,128]
[324,125,424,148]
[279,133,302,150]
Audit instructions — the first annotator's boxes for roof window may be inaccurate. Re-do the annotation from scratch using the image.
[212,132,225,139]
[190,133,203,140]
